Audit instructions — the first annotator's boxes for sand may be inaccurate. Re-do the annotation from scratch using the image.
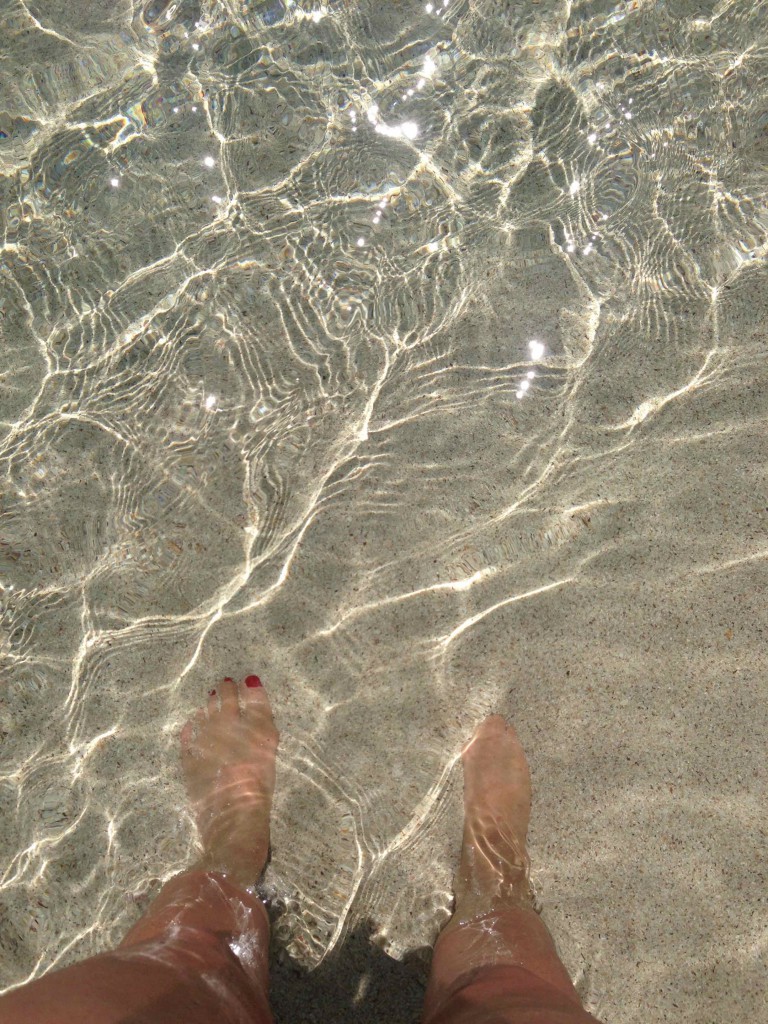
[0,2,766,1023]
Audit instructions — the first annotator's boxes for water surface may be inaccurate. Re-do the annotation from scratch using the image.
[1,2,766,1021]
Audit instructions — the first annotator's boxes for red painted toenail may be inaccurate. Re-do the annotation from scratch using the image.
[223,677,234,682]
[209,689,216,696]
[245,675,262,688]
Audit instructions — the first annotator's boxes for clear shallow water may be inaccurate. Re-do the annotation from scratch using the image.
[1,1,767,1020]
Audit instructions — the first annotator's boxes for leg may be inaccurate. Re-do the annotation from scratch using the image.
[0,869,271,1024]
[423,716,602,1024]
[0,676,278,1024]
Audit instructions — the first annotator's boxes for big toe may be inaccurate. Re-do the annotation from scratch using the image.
[240,677,279,737]
[464,714,514,755]
[462,715,530,789]
[241,675,266,703]
[476,714,509,738]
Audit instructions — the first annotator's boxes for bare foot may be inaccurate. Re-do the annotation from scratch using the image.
[181,676,278,889]
[453,715,534,920]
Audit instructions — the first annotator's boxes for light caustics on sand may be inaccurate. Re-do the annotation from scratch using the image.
[1,0,766,992]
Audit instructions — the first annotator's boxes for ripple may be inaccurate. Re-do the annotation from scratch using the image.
[1,0,767,1008]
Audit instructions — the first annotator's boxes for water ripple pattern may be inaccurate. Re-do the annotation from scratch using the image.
[1,2,766,1021]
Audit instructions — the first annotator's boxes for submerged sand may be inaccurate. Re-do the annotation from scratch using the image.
[0,2,766,1023]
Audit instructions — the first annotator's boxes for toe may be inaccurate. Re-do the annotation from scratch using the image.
[463,715,500,755]
[240,678,279,744]
[218,677,239,715]
[479,714,508,736]
[240,675,271,714]
[180,719,195,750]
[241,673,265,699]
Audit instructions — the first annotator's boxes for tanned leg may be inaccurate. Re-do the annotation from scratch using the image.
[0,676,278,1024]
[423,716,602,1024]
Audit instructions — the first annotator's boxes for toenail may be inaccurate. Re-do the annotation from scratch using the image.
[209,689,216,696]
[245,675,262,688]
[223,677,234,682]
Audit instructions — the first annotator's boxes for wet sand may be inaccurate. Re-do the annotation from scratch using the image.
[0,3,766,1023]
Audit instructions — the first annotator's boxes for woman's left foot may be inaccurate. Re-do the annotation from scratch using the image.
[181,676,278,888]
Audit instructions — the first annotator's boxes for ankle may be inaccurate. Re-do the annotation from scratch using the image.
[453,857,535,918]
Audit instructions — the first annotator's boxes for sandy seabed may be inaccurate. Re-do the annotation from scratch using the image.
[0,2,766,1023]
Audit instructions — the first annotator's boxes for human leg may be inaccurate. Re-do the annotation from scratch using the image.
[0,868,272,1024]
[0,676,277,1024]
[422,716,602,1024]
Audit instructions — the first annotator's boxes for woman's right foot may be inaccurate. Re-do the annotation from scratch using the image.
[424,716,595,1023]
[453,715,534,919]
